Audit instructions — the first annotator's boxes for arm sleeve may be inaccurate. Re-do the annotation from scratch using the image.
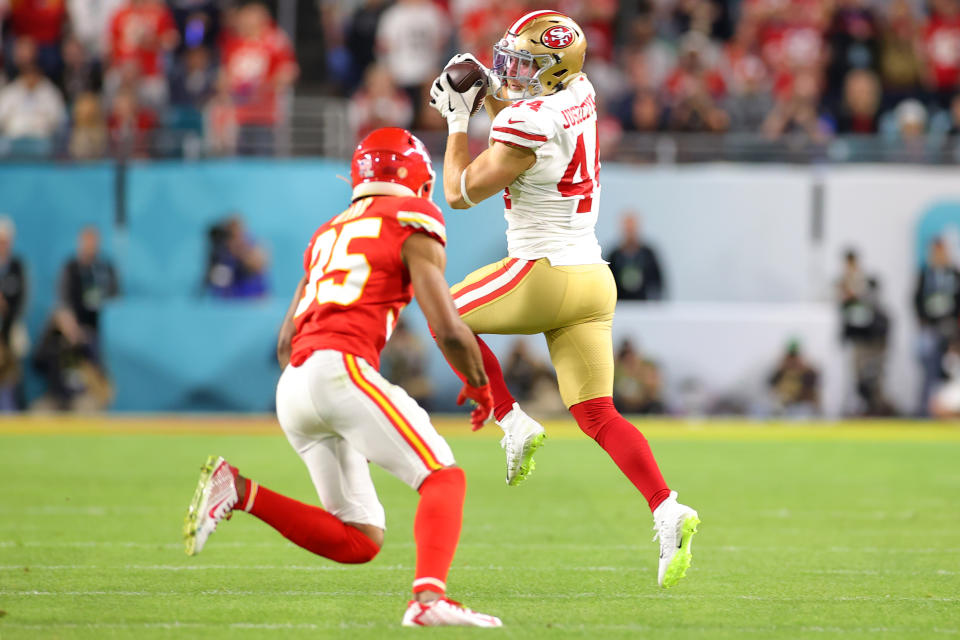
[268,30,298,81]
[490,105,553,150]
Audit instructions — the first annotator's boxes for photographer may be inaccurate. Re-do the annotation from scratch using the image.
[913,238,960,415]
[837,252,894,416]
[205,215,268,298]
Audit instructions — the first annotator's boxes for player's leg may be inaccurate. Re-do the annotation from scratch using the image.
[447,257,579,483]
[235,434,384,561]
[441,257,527,420]
[547,320,672,508]
[183,354,383,562]
[331,353,500,626]
[544,265,699,588]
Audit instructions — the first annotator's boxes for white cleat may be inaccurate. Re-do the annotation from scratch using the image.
[183,455,239,556]
[653,490,700,588]
[496,403,546,486]
[401,598,503,627]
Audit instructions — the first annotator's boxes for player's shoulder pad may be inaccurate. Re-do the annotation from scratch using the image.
[491,101,556,149]
[392,197,446,246]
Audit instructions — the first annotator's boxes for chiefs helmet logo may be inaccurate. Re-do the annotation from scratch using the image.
[541,25,574,49]
[357,156,374,178]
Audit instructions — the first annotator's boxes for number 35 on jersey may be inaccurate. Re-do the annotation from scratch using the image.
[295,215,382,313]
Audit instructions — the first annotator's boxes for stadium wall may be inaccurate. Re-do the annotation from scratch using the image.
[4,160,960,414]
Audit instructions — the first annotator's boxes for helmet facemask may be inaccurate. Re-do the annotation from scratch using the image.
[492,40,557,101]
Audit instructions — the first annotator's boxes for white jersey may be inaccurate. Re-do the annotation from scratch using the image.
[489,75,603,266]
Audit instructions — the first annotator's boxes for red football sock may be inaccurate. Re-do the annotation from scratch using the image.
[412,467,466,595]
[476,337,517,420]
[241,481,379,564]
[569,397,672,512]
[433,330,516,421]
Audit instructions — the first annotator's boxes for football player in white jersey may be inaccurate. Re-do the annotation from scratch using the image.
[429,10,700,588]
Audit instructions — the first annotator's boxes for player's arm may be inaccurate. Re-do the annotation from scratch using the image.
[442,138,534,210]
[401,233,487,388]
[429,65,536,209]
[277,274,307,368]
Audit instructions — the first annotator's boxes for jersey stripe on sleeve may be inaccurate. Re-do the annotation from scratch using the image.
[397,211,447,244]
[491,126,548,142]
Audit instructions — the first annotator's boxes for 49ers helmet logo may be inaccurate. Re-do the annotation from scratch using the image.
[541,25,574,48]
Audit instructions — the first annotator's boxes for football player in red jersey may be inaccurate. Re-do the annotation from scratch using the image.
[183,128,502,628]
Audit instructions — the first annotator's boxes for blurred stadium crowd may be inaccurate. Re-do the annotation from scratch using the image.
[332,0,960,159]
[0,0,298,158]
[6,0,960,159]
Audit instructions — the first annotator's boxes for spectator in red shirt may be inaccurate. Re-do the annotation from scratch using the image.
[924,0,960,106]
[664,32,730,132]
[219,2,298,155]
[5,0,66,81]
[108,86,156,157]
[762,67,831,142]
[105,0,179,111]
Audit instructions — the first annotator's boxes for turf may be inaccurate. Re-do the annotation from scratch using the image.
[1,417,959,639]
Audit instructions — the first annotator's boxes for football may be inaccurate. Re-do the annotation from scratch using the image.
[444,60,488,115]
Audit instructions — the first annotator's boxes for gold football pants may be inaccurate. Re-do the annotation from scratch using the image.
[450,257,617,408]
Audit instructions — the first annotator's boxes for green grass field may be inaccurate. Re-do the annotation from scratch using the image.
[1,416,959,639]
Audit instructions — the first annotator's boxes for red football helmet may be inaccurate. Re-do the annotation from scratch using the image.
[350,127,436,201]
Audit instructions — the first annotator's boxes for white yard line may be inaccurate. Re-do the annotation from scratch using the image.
[2,564,957,577]
[1,589,956,603]
[0,506,157,516]
[0,622,955,634]
[4,540,960,553]
[0,564,637,572]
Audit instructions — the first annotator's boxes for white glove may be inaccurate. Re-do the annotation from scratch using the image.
[429,72,479,134]
[445,53,502,96]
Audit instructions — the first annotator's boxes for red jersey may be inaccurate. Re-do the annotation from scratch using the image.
[108,2,177,77]
[220,26,297,125]
[9,0,66,44]
[290,195,446,370]
[925,14,960,90]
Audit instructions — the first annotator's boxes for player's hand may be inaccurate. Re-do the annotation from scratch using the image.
[429,71,479,135]
[456,382,494,431]
[444,53,502,96]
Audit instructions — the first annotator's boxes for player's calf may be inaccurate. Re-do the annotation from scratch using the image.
[183,455,382,563]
